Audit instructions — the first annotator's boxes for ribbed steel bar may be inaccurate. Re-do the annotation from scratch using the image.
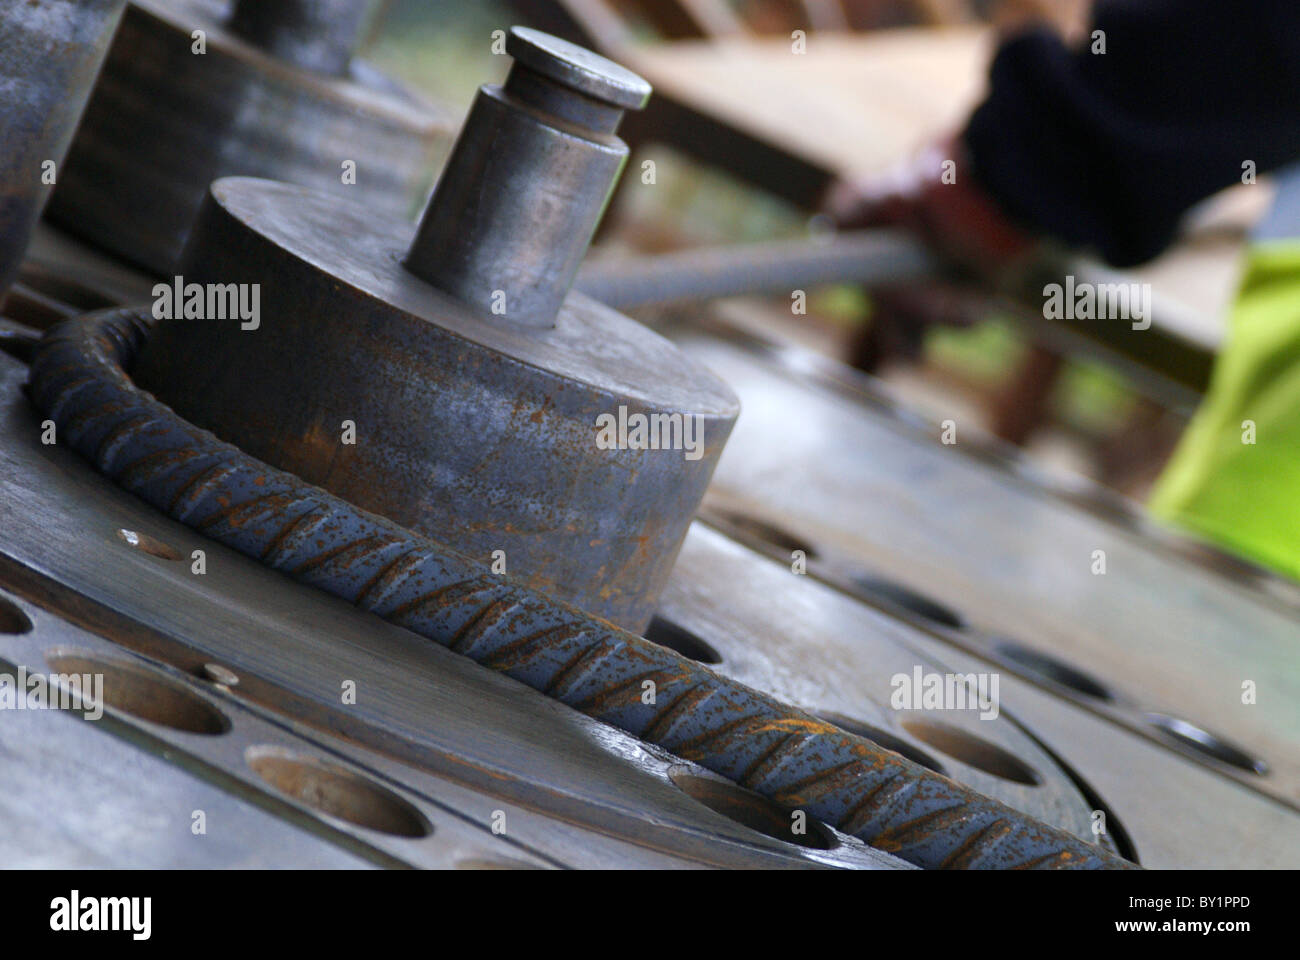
[27,309,1133,870]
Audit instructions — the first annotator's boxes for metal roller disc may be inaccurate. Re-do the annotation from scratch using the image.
[44,0,458,275]
[135,29,737,633]
[134,178,740,633]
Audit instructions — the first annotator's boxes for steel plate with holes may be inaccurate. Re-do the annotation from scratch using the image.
[657,526,1300,868]
[0,349,908,870]
[665,322,1300,809]
[6,332,1295,866]
[2,264,1292,869]
[0,580,900,871]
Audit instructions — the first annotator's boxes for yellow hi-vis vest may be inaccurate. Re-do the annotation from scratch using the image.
[1148,239,1300,580]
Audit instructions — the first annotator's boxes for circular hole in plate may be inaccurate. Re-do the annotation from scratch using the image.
[1144,713,1268,775]
[45,652,230,735]
[116,528,182,561]
[644,615,722,664]
[899,718,1042,786]
[816,711,947,775]
[853,577,965,631]
[0,597,33,635]
[993,642,1114,702]
[669,768,837,850]
[246,747,432,838]
[454,858,542,870]
[714,511,820,561]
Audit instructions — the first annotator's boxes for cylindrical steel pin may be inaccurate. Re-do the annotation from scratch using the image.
[404,27,652,330]
[226,0,380,75]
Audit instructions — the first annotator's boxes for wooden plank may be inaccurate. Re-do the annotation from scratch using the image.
[625,27,992,184]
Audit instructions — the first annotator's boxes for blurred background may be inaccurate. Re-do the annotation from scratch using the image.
[366,0,1266,506]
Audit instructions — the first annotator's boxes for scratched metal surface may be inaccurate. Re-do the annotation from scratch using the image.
[25,313,1132,868]
[13,321,1144,867]
[0,695,373,870]
[12,320,1149,858]
[0,591,705,870]
[666,324,1300,809]
[654,529,1102,843]
[0,603,554,870]
[0,349,908,870]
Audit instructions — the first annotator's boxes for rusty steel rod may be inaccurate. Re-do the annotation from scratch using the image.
[28,309,1134,870]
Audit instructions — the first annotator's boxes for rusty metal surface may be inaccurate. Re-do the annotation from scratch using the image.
[0,581,890,873]
[654,530,1111,848]
[666,321,1300,809]
[19,312,1132,868]
[8,586,844,869]
[103,27,726,631]
[10,246,1286,867]
[0,369,1292,871]
[43,0,456,275]
[0,0,125,298]
[135,177,739,633]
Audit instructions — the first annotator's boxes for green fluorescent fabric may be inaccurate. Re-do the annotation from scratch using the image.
[1149,240,1300,579]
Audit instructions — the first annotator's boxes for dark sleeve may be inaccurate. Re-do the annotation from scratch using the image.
[962,0,1300,267]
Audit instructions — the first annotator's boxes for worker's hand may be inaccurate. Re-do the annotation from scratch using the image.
[824,136,1038,276]
[824,136,1038,369]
